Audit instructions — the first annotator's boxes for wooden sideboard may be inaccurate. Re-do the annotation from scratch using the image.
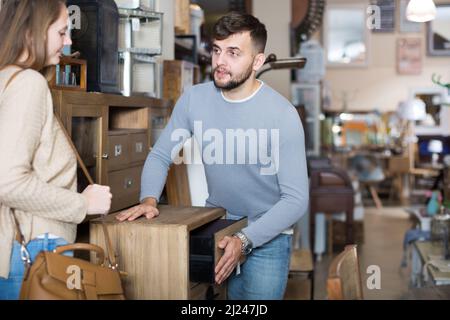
[90,206,247,300]
[51,90,190,211]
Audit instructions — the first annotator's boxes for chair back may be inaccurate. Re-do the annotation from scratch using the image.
[327,244,363,300]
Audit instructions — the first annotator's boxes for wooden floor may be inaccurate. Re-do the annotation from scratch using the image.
[284,207,414,300]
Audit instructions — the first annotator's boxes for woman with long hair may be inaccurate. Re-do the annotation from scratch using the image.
[0,0,112,299]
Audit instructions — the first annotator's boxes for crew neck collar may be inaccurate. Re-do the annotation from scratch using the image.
[220,80,264,103]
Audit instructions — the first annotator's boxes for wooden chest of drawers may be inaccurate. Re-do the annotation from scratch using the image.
[90,206,247,300]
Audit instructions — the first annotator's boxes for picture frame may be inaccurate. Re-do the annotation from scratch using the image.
[427,4,450,56]
[371,0,396,33]
[409,87,450,135]
[397,38,422,75]
[324,3,370,68]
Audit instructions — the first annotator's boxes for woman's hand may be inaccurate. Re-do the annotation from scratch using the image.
[82,184,112,215]
[116,197,159,222]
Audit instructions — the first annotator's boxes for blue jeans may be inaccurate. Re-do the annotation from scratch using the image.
[227,233,292,300]
[0,234,69,300]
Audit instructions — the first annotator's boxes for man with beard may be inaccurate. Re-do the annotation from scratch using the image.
[117,12,309,300]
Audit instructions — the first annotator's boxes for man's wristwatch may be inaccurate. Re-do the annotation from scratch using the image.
[233,231,253,255]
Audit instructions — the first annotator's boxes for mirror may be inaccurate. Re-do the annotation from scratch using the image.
[427,4,450,56]
[409,87,450,135]
[324,3,369,67]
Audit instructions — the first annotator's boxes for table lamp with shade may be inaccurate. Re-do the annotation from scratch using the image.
[428,139,443,166]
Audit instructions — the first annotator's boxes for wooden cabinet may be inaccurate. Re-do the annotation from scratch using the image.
[89,206,247,300]
[52,90,172,211]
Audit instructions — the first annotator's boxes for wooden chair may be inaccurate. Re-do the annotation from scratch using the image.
[327,244,363,300]
[310,167,355,255]
[288,248,314,300]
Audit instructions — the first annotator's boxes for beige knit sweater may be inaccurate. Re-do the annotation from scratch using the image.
[0,66,88,278]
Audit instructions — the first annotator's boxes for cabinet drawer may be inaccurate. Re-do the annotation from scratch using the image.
[108,131,131,171]
[109,165,142,212]
[130,132,148,164]
[189,218,247,284]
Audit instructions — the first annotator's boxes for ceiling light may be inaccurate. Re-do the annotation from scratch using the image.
[406,0,437,23]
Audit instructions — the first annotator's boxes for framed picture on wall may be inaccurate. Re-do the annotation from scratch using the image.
[427,4,450,56]
[371,0,396,33]
[397,38,422,75]
[399,0,422,33]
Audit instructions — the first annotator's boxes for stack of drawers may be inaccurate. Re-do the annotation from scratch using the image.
[108,129,149,212]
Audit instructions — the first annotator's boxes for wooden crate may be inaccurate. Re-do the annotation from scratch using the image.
[175,0,191,35]
[49,57,87,92]
[90,206,247,300]
[163,60,194,104]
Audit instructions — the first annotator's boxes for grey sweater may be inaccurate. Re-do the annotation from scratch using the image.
[141,81,309,248]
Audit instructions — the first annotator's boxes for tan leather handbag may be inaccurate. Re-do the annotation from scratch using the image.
[15,220,126,300]
[10,91,126,299]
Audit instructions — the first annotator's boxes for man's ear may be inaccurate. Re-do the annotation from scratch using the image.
[253,53,266,71]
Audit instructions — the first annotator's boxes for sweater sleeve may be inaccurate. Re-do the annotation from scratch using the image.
[0,70,87,224]
[242,106,309,248]
[140,89,193,202]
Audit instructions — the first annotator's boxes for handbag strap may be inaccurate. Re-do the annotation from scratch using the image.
[53,108,118,269]
[6,68,118,269]
[12,215,32,269]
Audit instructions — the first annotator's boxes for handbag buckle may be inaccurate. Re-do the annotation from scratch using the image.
[20,241,31,267]
[108,263,119,270]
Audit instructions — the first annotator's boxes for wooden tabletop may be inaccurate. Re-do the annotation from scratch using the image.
[414,241,450,286]
[402,285,450,300]
[91,205,226,231]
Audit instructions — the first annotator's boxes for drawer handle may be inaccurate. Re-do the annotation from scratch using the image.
[115,145,122,157]
[124,179,133,189]
[102,153,109,159]
[135,142,144,153]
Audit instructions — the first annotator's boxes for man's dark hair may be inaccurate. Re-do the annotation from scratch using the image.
[212,12,267,53]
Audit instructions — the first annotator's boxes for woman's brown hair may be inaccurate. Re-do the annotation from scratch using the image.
[0,0,66,76]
